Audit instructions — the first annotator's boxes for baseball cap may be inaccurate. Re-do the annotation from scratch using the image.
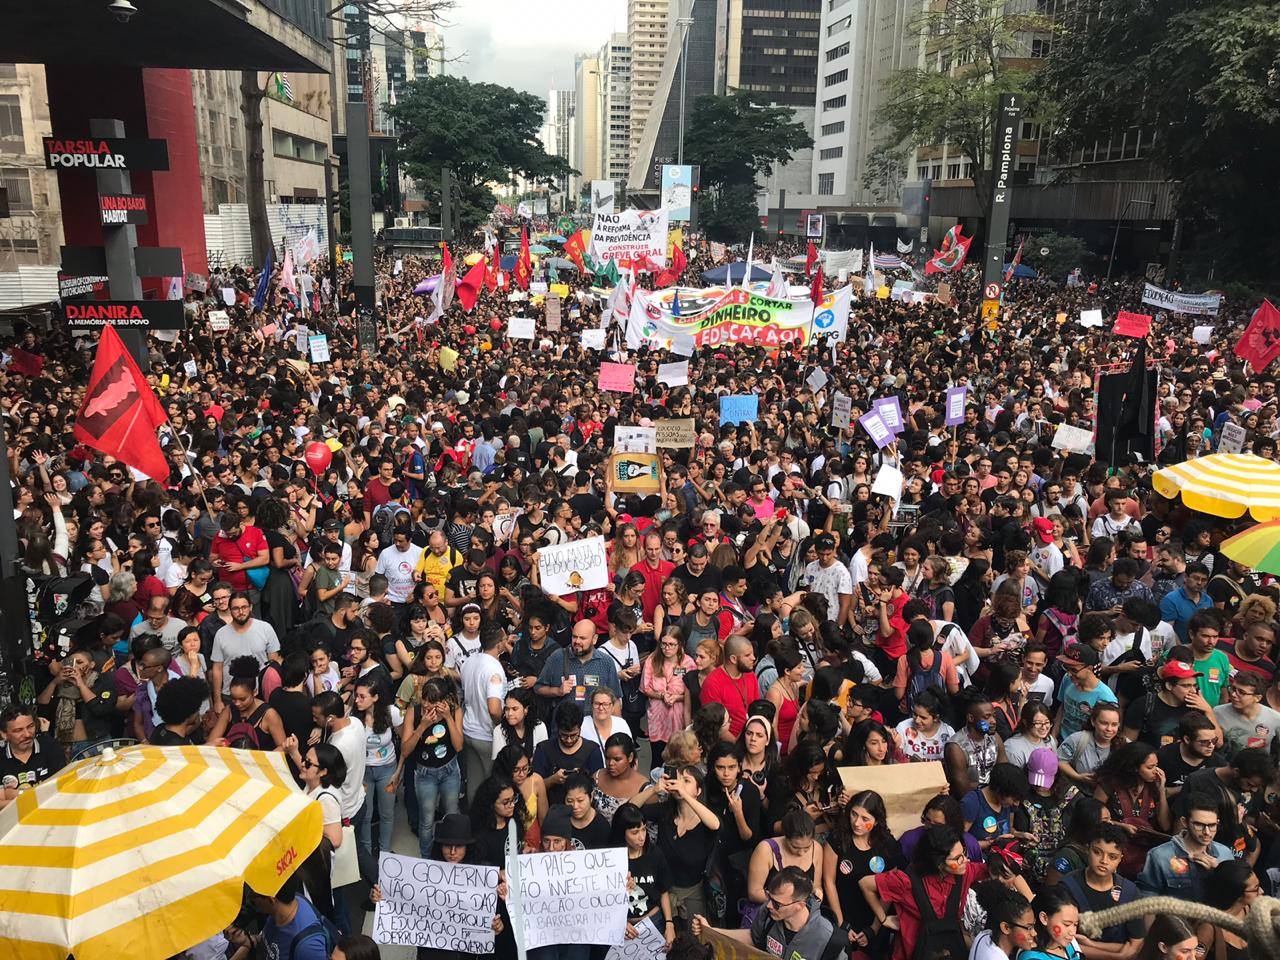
[541,804,573,841]
[1061,645,1101,668]
[1159,660,1203,681]
[322,519,343,533]
[1027,748,1058,789]
[1031,517,1055,544]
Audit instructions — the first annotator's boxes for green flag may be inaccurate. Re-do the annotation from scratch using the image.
[596,258,619,286]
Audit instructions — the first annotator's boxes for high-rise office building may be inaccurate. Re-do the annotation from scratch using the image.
[627,0,669,170]
[600,34,632,185]
[573,55,603,201]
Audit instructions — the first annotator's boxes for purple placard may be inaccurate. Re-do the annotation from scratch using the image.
[859,410,894,449]
[873,395,904,434]
[944,385,967,427]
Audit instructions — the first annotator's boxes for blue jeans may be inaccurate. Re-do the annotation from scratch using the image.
[356,762,397,862]
[414,756,460,858]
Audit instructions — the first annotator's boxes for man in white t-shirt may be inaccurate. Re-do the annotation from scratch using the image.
[460,625,511,799]
[1029,518,1065,589]
[313,690,366,822]
[374,529,423,604]
[803,533,853,625]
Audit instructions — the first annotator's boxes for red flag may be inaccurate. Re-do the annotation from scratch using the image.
[1113,310,1153,339]
[73,325,169,483]
[1235,299,1280,370]
[513,226,532,291]
[455,257,487,312]
[925,228,972,275]
[655,242,687,288]
[485,252,499,292]
[8,348,43,376]
[564,230,589,273]
[805,240,818,278]
[810,266,825,307]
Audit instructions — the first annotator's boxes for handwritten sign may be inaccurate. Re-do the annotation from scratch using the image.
[1052,423,1095,454]
[605,917,665,960]
[657,360,689,387]
[699,926,775,960]
[1113,310,1153,338]
[806,368,829,394]
[582,328,607,350]
[859,409,894,449]
[546,295,562,330]
[599,361,637,394]
[831,392,852,430]
[508,316,536,340]
[874,395,904,433]
[720,394,758,426]
[518,848,628,950]
[656,418,696,448]
[308,334,330,363]
[1219,422,1246,455]
[209,310,230,332]
[945,385,967,426]
[538,537,610,596]
[530,281,549,295]
[183,359,198,378]
[373,853,498,953]
[614,426,657,454]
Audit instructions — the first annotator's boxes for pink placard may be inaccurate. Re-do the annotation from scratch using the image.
[598,361,636,393]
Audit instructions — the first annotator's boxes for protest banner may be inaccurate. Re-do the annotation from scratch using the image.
[1113,311,1153,338]
[1079,309,1104,328]
[531,281,549,296]
[1219,422,1246,455]
[823,248,863,275]
[591,209,669,263]
[546,296,562,330]
[1142,282,1222,316]
[614,425,657,453]
[185,271,207,293]
[661,164,693,221]
[1193,325,1213,344]
[508,317,536,340]
[221,287,235,306]
[806,368,829,393]
[831,392,852,430]
[874,396,904,433]
[308,334,330,363]
[610,452,661,494]
[720,395,759,425]
[859,410,894,449]
[538,537,610,595]
[183,359,198,378]
[582,328,607,350]
[372,853,498,953]
[656,418,696,448]
[599,361,637,393]
[698,926,775,960]
[945,385,967,426]
[518,847,629,950]
[657,360,689,387]
[838,761,948,836]
[606,918,666,960]
[1052,423,1095,454]
[627,285,849,351]
[208,310,230,332]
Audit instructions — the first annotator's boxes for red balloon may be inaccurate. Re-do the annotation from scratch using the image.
[303,441,332,475]
[463,324,476,336]
[489,318,502,331]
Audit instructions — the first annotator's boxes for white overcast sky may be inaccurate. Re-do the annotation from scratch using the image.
[438,0,628,99]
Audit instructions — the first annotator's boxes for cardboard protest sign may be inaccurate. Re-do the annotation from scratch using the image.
[209,310,230,332]
[698,926,775,960]
[657,360,689,387]
[614,426,657,453]
[373,853,498,953]
[656,418,696,448]
[1079,309,1104,328]
[537,537,610,595]
[599,361,637,393]
[508,317,536,340]
[1113,310,1153,338]
[838,761,948,836]
[517,848,628,950]
[605,917,665,960]
[720,395,759,425]
[1051,423,1094,454]
[546,295,562,330]
[1219,422,1246,455]
[308,334,330,363]
[831,392,852,430]
[610,452,661,494]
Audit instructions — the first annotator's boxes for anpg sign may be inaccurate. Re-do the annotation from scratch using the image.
[43,138,170,171]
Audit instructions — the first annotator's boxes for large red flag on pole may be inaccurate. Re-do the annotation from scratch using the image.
[455,257,488,312]
[513,226,533,291]
[805,240,818,278]
[73,325,170,483]
[1235,299,1280,371]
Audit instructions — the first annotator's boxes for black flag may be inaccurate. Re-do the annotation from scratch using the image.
[1099,341,1156,467]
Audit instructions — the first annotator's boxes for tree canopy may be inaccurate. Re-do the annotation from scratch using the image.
[684,91,812,242]
[1036,0,1280,281]
[389,75,574,234]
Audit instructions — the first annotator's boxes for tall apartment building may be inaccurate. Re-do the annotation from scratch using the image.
[811,0,925,205]
[0,63,63,271]
[600,34,633,185]
[546,88,576,206]
[573,55,603,201]
[338,9,443,136]
[628,0,669,170]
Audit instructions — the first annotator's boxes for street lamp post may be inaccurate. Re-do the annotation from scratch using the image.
[1106,198,1155,282]
[676,15,695,165]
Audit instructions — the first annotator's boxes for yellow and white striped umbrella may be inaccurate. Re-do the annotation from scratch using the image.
[0,744,321,960]
[1153,452,1280,520]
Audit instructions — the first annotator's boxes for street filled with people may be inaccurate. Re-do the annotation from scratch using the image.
[3,231,1278,960]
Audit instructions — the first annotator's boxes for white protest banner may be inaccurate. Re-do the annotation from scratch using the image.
[655,418,696,448]
[508,317,536,340]
[546,295,562,330]
[221,287,235,307]
[1142,282,1222,316]
[1219,422,1246,455]
[1193,325,1214,344]
[806,368,829,394]
[823,248,863,275]
[209,310,230,332]
[1079,309,1104,328]
[373,853,498,953]
[831,392,853,430]
[657,360,689,387]
[518,847,629,950]
[309,334,330,363]
[871,464,904,502]
[1052,423,1095,454]
[294,325,309,353]
[531,281,549,295]
[614,426,657,454]
[591,209,669,263]
[537,537,610,596]
[183,359,198,378]
[581,328,607,350]
[605,917,665,960]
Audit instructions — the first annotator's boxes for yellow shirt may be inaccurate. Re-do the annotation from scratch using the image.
[416,546,461,598]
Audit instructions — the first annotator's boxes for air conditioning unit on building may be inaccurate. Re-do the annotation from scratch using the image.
[394,216,411,228]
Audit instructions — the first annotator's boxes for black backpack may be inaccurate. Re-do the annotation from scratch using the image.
[907,869,968,960]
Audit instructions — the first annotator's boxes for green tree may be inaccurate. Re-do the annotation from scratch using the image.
[1020,230,1089,282]
[862,143,908,204]
[877,0,1051,203]
[389,75,574,235]
[1035,0,1280,281]
[683,91,812,242]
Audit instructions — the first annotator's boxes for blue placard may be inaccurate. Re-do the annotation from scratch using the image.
[720,394,759,426]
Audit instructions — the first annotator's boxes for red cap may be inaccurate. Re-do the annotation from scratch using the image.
[1031,517,1055,544]
[1159,661,1203,681]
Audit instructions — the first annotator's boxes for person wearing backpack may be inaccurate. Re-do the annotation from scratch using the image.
[227,870,336,960]
[892,619,960,716]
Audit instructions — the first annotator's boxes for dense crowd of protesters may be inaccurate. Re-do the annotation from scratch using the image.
[2,230,1277,960]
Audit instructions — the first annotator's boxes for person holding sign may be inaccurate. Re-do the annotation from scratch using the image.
[691,866,846,960]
